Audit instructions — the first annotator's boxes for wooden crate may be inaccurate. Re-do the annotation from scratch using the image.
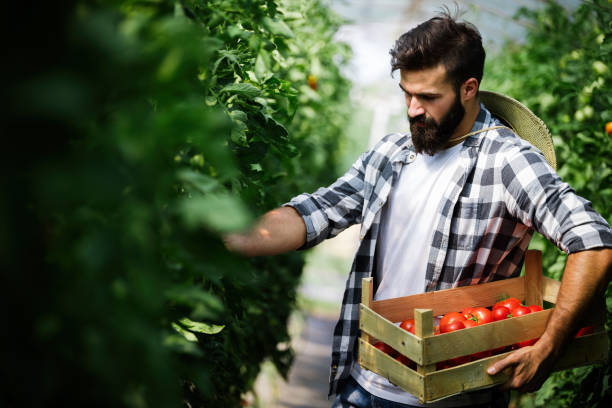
[358,250,608,403]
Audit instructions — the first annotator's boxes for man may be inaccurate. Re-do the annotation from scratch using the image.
[225,12,612,408]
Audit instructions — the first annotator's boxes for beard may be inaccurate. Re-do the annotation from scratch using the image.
[409,92,465,156]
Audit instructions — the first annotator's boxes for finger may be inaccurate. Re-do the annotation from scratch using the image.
[487,354,517,376]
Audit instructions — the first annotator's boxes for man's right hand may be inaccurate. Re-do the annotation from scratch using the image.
[223,206,306,257]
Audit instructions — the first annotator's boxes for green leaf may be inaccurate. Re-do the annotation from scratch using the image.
[163,334,204,356]
[177,169,220,194]
[262,17,294,38]
[172,322,198,342]
[165,285,224,317]
[221,82,261,99]
[179,192,253,232]
[229,110,247,122]
[255,51,272,82]
[178,317,225,334]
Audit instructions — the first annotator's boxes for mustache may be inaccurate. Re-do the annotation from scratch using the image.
[409,114,436,127]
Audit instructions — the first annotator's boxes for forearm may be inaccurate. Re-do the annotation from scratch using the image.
[223,206,306,257]
[487,247,612,391]
[537,248,612,356]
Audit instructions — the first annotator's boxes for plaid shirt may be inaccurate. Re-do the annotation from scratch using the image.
[284,105,612,397]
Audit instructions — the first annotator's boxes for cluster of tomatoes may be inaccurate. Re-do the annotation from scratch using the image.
[372,297,594,371]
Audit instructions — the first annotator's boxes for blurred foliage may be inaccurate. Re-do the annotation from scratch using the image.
[483,0,611,406]
[1,0,350,407]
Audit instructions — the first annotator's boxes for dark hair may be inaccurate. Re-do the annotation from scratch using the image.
[390,10,485,90]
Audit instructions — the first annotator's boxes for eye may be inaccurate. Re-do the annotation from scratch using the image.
[420,95,436,101]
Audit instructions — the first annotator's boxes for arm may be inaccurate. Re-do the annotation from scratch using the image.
[487,248,612,392]
[223,206,306,257]
[225,148,370,257]
[487,142,612,390]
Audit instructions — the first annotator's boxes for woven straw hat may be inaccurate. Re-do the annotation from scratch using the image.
[480,90,557,170]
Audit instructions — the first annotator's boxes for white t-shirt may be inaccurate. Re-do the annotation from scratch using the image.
[351,143,491,406]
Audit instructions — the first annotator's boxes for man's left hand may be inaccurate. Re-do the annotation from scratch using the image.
[486,340,556,393]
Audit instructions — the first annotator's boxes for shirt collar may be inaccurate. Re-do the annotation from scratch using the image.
[463,103,493,146]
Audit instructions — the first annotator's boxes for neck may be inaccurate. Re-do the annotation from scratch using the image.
[446,98,481,148]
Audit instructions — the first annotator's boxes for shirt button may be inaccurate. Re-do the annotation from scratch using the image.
[408,152,416,162]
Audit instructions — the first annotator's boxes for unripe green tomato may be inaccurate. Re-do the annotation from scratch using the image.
[593,61,608,75]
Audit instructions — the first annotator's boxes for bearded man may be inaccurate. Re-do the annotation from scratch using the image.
[224,11,612,408]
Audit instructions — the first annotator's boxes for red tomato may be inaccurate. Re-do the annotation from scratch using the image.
[494,297,522,311]
[373,342,398,357]
[472,349,493,360]
[490,345,509,355]
[516,338,538,348]
[440,320,466,334]
[448,355,472,367]
[307,74,318,90]
[462,319,478,329]
[395,354,416,369]
[471,307,493,324]
[436,360,451,370]
[575,326,594,338]
[440,312,466,332]
[461,307,477,320]
[492,306,510,321]
[400,319,415,334]
[511,306,531,317]
[528,305,543,313]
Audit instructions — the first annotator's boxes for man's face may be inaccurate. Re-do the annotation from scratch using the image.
[399,65,465,155]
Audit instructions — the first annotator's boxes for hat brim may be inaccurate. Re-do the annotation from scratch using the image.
[480,90,556,170]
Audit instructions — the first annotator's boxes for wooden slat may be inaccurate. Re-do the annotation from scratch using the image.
[371,277,525,323]
[524,250,543,307]
[423,310,551,364]
[542,276,560,303]
[414,309,436,375]
[553,332,608,370]
[361,278,374,344]
[358,338,424,399]
[424,352,512,403]
[423,332,609,402]
[359,304,422,363]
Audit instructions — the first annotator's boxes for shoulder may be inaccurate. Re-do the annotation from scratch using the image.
[479,123,551,170]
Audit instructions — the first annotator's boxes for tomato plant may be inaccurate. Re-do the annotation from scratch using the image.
[4,0,353,406]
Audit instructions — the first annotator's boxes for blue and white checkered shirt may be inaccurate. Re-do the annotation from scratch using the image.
[284,104,612,397]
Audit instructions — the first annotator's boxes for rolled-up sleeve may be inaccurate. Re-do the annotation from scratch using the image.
[283,152,368,249]
[501,143,612,254]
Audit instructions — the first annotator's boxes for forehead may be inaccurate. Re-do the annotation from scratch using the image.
[399,65,453,93]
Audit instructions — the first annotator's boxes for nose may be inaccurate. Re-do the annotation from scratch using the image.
[407,96,425,118]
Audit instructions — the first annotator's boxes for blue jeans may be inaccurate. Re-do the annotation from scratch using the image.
[332,376,498,408]
[331,376,414,407]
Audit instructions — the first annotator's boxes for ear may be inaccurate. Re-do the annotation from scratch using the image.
[461,78,479,102]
